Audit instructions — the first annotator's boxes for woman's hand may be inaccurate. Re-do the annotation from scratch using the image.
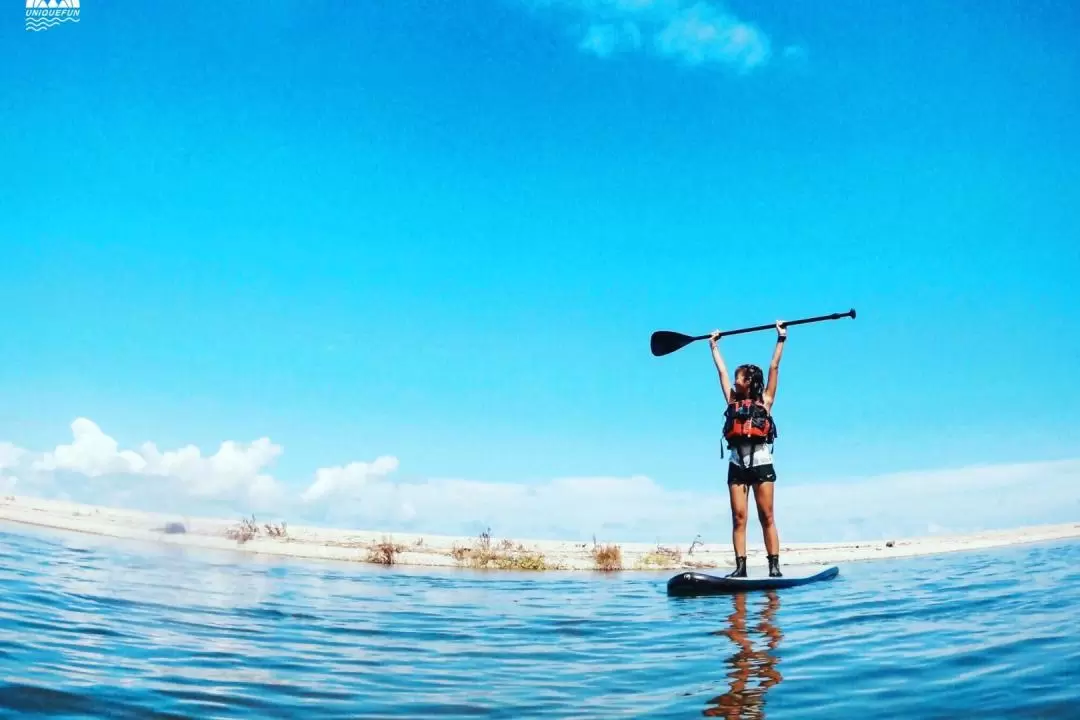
[764,321,786,407]
[708,330,731,401]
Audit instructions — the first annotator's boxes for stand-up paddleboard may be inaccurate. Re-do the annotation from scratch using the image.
[666,565,839,596]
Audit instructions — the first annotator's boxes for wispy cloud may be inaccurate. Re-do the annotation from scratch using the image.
[2,418,1078,544]
[529,0,773,72]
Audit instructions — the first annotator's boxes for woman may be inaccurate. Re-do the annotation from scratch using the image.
[708,320,786,578]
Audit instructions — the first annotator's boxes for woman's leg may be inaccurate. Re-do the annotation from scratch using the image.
[728,479,749,561]
[725,463,751,577]
[751,480,779,556]
[751,473,782,576]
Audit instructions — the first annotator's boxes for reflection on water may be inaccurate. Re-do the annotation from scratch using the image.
[704,591,783,719]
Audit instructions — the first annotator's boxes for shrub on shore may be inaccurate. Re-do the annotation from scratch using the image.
[366,537,406,565]
[591,541,623,571]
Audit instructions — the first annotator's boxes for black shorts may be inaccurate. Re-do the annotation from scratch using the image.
[727,462,777,486]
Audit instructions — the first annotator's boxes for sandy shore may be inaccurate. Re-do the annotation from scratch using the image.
[1,494,1078,572]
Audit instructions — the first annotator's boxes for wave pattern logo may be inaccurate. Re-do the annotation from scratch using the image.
[26,0,80,32]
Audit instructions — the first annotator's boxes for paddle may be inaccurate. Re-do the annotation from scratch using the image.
[650,308,856,357]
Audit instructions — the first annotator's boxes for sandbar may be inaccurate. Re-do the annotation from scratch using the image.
[1,494,1077,572]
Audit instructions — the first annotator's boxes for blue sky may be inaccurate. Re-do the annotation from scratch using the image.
[1,0,1078,542]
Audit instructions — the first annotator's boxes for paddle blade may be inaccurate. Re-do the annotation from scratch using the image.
[650,330,700,357]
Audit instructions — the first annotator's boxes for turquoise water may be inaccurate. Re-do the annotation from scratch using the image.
[1,522,1077,718]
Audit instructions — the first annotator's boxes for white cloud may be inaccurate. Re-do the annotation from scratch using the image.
[3,418,1078,544]
[292,460,1080,544]
[654,2,769,70]
[27,418,286,509]
[322,473,718,541]
[300,456,400,503]
[530,0,773,72]
[0,442,22,494]
[772,460,1080,542]
[0,442,25,471]
[33,418,148,477]
[136,436,284,502]
[578,21,642,58]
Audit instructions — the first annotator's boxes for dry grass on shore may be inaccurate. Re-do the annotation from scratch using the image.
[450,528,550,570]
[224,515,288,544]
[637,544,682,568]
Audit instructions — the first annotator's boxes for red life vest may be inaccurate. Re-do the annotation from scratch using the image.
[722,398,777,448]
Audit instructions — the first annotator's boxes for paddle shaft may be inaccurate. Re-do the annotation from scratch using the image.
[715,308,855,339]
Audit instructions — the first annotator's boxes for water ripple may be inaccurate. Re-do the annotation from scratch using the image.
[0,521,1077,718]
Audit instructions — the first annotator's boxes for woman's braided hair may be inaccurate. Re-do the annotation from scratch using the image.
[734,363,765,401]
